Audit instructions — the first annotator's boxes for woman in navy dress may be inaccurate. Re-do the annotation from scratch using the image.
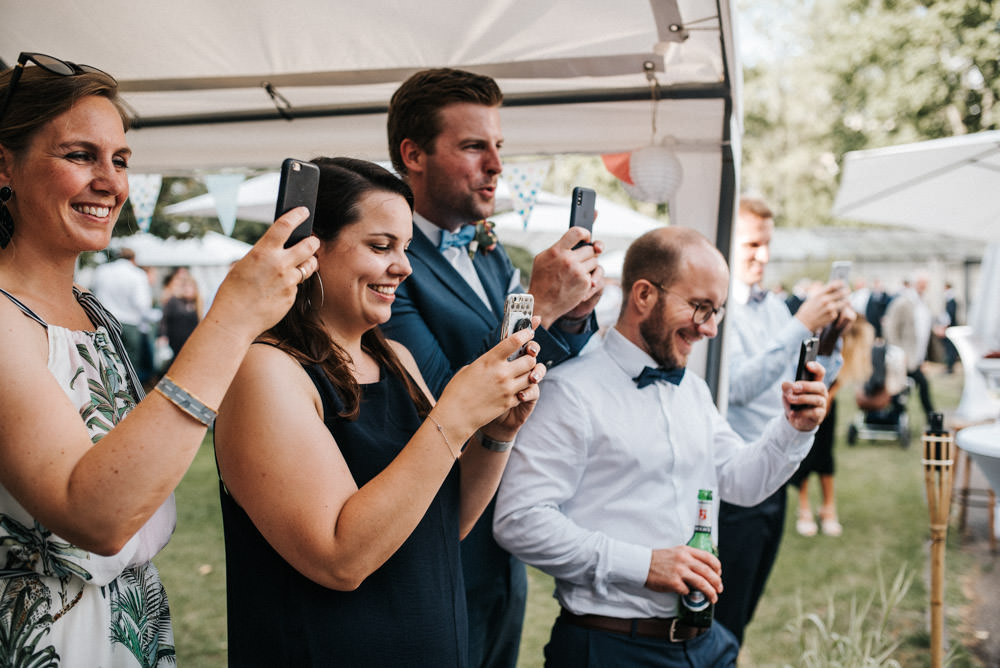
[214,157,545,666]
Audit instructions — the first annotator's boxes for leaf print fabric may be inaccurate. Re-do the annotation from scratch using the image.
[0,293,176,667]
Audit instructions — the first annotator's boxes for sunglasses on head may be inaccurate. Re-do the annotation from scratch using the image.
[0,52,116,127]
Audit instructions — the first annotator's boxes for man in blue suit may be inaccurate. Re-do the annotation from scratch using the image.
[382,68,604,668]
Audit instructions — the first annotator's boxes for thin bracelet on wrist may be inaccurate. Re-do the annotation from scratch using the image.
[154,376,217,427]
[427,413,459,460]
[477,430,515,453]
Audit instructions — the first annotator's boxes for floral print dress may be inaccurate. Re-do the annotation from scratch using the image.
[0,288,176,668]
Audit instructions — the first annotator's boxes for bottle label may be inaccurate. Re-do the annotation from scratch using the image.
[681,590,710,613]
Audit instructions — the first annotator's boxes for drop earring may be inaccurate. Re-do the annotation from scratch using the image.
[0,186,13,249]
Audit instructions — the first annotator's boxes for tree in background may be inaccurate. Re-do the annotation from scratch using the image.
[740,0,1000,226]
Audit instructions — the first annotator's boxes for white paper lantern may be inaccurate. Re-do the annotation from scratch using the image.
[622,145,683,203]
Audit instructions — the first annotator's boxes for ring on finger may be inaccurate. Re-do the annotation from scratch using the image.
[297,265,308,284]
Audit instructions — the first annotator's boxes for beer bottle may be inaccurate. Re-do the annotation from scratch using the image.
[678,488,716,628]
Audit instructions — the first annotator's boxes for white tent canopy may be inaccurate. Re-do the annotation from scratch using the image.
[4,0,740,391]
[3,0,741,243]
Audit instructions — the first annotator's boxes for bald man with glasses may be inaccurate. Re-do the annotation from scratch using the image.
[494,226,828,667]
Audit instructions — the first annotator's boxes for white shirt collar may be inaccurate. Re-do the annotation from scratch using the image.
[412,212,445,246]
[731,280,753,306]
[604,327,666,380]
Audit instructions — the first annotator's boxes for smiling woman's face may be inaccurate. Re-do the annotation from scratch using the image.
[3,95,130,254]
[317,190,414,333]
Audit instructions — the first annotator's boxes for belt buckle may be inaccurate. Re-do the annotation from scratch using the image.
[668,618,683,643]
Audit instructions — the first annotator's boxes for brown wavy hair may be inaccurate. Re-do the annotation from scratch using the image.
[0,61,128,156]
[263,157,431,420]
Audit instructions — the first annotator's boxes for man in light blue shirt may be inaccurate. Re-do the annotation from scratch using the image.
[715,196,853,645]
[494,226,829,667]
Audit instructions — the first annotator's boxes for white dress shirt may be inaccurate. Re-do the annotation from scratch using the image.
[726,280,841,440]
[494,327,814,619]
[89,258,154,329]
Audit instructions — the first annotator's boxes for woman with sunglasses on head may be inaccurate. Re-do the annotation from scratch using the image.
[0,53,319,666]
[214,157,545,667]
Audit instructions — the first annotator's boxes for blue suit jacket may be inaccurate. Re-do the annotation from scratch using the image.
[382,224,595,605]
[382,224,592,397]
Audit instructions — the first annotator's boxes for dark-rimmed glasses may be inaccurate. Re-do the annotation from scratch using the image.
[652,282,725,325]
[0,52,116,127]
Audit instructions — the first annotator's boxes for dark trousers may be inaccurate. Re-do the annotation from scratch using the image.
[942,338,959,372]
[908,367,934,419]
[544,614,739,667]
[714,488,787,645]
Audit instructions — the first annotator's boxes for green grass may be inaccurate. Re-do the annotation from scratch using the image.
[156,364,984,667]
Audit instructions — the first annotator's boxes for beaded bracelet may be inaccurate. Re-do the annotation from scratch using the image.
[154,376,217,427]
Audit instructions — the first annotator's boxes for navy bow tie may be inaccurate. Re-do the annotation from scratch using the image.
[749,287,768,304]
[439,225,477,252]
[633,366,685,388]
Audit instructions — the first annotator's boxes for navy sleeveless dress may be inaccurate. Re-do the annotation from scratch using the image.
[221,362,468,666]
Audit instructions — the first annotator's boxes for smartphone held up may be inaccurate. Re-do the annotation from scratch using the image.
[275,158,320,248]
[792,336,819,411]
[501,294,534,361]
[569,186,596,249]
[818,260,851,355]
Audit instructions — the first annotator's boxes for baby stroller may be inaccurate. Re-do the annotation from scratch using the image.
[847,339,912,448]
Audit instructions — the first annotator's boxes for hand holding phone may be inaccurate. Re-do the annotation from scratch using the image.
[275,158,320,248]
[569,186,596,249]
[792,337,819,410]
[818,260,851,355]
[500,294,534,361]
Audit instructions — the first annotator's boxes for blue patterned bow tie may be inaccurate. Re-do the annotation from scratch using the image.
[633,366,685,388]
[749,287,768,304]
[439,225,477,252]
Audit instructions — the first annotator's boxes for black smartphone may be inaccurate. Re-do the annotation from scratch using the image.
[569,186,596,249]
[792,336,819,410]
[275,158,320,248]
[795,336,819,382]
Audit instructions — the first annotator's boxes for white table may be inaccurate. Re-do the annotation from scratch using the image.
[956,422,1000,540]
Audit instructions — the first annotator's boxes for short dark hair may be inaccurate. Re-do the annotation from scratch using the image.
[387,68,503,176]
[620,226,710,298]
[0,64,128,156]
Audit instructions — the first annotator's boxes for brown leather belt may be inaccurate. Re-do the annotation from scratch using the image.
[559,608,710,643]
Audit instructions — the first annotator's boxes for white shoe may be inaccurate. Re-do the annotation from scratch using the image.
[819,510,842,537]
[796,510,818,537]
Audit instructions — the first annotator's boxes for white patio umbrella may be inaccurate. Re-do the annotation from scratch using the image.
[833,132,1000,401]
[832,131,1000,241]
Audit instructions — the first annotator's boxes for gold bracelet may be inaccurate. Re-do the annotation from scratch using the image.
[154,376,217,427]
[427,413,458,460]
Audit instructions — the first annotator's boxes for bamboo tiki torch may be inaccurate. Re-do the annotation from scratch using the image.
[922,412,954,668]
